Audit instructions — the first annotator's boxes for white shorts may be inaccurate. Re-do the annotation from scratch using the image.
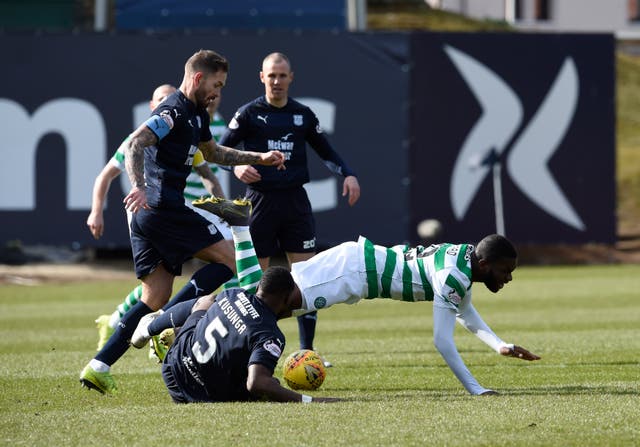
[291,241,368,313]
[291,236,436,316]
[185,201,232,240]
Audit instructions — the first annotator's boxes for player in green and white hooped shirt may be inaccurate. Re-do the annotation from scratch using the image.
[88,87,237,351]
[287,234,540,395]
[282,234,540,394]
[141,219,540,395]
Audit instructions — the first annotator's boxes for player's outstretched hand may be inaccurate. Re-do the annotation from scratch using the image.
[259,150,286,170]
[500,345,541,361]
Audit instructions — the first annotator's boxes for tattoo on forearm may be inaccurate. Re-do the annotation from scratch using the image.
[195,165,225,197]
[199,142,214,161]
[212,145,263,165]
[124,128,157,187]
[209,177,225,197]
[206,178,225,197]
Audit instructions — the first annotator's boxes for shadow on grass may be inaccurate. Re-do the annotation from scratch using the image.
[549,360,640,367]
[492,385,640,396]
[326,384,640,399]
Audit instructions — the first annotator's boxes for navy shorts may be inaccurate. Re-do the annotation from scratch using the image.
[246,186,316,258]
[161,310,210,403]
[130,205,224,278]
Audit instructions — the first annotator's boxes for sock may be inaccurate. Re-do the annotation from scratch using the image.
[89,359,109,372]
[231,225,262,293]
[162,263,233,311]
[109,285,143,328]
[148,298,198,336]
[95,301,153,366]
[298,311,318,350]
[221,276,240,290]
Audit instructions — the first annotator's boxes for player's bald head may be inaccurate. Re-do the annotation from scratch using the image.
[262,52,292,71]
[151,84,175,104]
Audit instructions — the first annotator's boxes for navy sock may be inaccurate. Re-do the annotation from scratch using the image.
[162,263,233,311]
[148,298,198,336]
[297,311,318,350]
[96,301,153,366]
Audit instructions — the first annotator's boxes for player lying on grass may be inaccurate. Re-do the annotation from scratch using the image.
[154,266,340,403]
[132,197,540,397]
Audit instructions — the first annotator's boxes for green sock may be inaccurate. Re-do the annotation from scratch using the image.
[108,284,142,328]
[221,276,240,290]
[231,226,262,294]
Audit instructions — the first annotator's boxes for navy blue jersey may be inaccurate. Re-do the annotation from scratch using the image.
[144,90,212,207]
[166,288,286,402]
[220,96,355,191]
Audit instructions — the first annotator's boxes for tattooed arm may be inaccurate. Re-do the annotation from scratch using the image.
[123,125,158,213]
[199,140,285,168]
[194,163,225,198]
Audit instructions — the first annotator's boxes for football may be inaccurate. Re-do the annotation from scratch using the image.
[282,349,326,390]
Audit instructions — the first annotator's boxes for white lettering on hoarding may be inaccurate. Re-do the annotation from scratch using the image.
[0,97,336,214]
[0,98,106,210]
[296,97,338,212]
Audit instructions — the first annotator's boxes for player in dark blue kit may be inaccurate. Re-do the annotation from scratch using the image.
[218,52,361,361]
[80,49,285,395]
[161,266,338,403]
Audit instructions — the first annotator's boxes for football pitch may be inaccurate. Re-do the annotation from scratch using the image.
[1,264,638,446]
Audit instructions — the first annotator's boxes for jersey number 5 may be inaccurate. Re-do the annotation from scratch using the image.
[192,316,229,363]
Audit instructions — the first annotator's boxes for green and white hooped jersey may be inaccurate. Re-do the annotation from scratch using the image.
[184,112,226,202]
[364,238,473,309]
[109,137,128,171]
[291,236,474,313]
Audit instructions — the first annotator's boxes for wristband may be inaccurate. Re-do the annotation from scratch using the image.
[301,394,313,403]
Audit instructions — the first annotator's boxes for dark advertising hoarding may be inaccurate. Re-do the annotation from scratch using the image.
[408,32,615,244]
[0,31,614,250]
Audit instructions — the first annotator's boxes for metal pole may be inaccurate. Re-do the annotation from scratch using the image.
[94,0,108,32]
[504,0,515,24]
[492,162,505,236]
[347,0,367,31]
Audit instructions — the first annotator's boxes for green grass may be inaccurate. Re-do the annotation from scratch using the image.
[368,2,512,32]
[1,265,639,446]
